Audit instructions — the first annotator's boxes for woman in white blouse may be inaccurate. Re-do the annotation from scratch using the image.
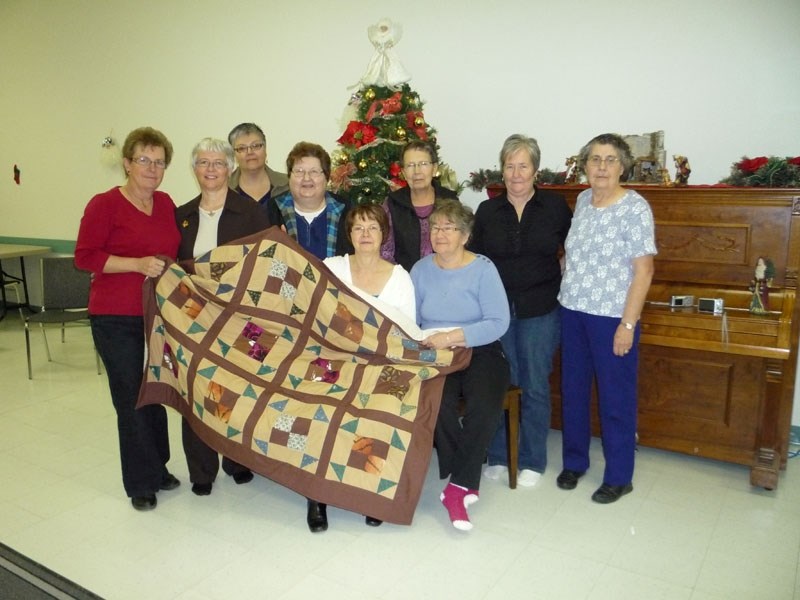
[324,203,416,327]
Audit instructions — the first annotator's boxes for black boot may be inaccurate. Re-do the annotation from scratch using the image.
[306,499,328,533]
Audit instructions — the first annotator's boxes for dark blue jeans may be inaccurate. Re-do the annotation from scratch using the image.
[91,315,170,498]
[487,307,560,473]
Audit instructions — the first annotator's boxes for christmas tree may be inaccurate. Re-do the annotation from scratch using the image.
[329,20,458,205]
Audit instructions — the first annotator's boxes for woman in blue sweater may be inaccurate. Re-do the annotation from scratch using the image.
[411,199,510,531]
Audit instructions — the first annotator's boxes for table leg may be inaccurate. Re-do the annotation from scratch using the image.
[0,259,6,321]
[18,256,32,312]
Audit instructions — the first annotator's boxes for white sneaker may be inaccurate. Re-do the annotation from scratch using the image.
[517,469,542,488]
[483,465,508,481]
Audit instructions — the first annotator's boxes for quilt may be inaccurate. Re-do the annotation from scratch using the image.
[137,227,470,524]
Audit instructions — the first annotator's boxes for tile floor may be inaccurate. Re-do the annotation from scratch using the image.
[1,312,799,599]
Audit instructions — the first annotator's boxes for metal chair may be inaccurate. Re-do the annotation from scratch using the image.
[2,281,23,319]
[24,256,101,379]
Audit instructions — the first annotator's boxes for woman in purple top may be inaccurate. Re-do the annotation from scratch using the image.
[411,199,510,531]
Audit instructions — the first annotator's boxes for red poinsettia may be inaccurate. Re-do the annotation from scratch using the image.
[337,121,378,148]
[388,161,406,189]
[788,156,800,167]
[736,156,769,174]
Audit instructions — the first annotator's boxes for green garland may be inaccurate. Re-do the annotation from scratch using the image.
[720,156,800,187]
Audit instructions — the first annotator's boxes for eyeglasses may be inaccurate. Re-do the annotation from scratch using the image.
[195,159,228,170]
[431,224,461,234]
[587,155,621,167]
[233,142,265,154]
[131,156,167,169]
[352,225,381,235]
[291,168,325,179]
[403,161,433,171]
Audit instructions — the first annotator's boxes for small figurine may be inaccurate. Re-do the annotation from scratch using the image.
[749,256,775,314]
[565,155,580,184]
[659,167,672,186]
[673,155,691,185]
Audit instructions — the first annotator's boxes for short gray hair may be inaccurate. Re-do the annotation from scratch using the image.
[500,134,541,171]
[191,138,235,171]
[430,198,474,237]
[578,133,634,172]
[228,122,266,146]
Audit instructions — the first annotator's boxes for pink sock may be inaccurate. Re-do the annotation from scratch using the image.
[440,483,473,531]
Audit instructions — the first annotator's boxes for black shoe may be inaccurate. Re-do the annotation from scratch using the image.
[365,516,383,527]
[192,482,212,496]
[232,470,254,485]
[556,469,585,490]
[131,495,157,511]
[591,483,633,504]
[159,473,181,491]
[307,500,328,533]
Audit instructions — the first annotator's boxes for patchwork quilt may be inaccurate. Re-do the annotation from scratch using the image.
[137,228,470,524]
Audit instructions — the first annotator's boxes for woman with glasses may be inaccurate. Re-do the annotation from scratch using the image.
[381,140,460,271]
[175,138,270,497]
[411,199,510,531]
[266,141,353,260]
[228,122,288,209]
[76,127,181,512]
[557,133,656,504]
[266,141,352,533]
[469,134,572,490]
[317,203,416,530]
[324,203,416,328]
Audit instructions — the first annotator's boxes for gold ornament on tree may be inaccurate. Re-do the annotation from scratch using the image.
[364,88,376,101]
[358,159,368,169]
[414,116,425,127]
[396,126,407,139]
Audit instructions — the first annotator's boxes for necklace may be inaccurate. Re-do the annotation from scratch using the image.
[121,185,152,213]
[200,204,224,217]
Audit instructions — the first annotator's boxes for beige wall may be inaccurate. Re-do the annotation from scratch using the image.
[1,0,799,240]
[2,0,800,423]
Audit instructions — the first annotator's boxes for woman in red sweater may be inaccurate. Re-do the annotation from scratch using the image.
[75,127,181,512]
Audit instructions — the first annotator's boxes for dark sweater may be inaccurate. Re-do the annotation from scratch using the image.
[469,187,572,319]
[175,189,270,261]
[382,181,460,271]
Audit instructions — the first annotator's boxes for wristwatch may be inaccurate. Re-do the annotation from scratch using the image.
[621,321,634,330]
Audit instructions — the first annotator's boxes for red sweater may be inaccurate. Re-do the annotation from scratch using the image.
[75,186,179,316]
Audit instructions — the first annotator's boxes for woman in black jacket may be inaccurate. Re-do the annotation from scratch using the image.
[380,140,459,271]
[175,137,270,496]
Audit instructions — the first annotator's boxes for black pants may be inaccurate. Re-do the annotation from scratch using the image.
[182,418,250,484]
[91,315,170,498]
[435,341,510,490]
